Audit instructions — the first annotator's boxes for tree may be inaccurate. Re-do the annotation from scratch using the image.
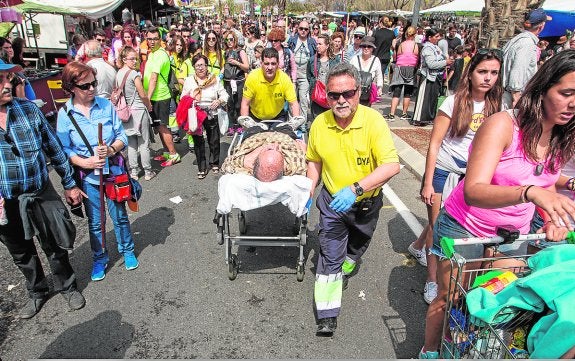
[480,0,545,48]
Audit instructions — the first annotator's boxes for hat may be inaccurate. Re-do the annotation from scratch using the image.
[113,24,123,32]
[355,26,366,36]
[0,59,22,72]
[557,35,568,44]
[360,36,376,49]
[526,8,552,26]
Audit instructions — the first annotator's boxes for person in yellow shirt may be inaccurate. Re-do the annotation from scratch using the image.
[306,62,400,337]
[239,47,303,131]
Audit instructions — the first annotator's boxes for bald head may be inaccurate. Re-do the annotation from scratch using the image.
[84,40,103,59]
[253,147,284,182]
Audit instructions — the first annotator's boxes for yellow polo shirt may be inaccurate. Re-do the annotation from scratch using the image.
[306,105,399,200]
[242,68,297,120]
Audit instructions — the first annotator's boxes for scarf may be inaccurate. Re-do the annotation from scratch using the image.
[191,73,217,101]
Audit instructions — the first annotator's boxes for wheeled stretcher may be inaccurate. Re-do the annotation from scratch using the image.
[213,126,311,281]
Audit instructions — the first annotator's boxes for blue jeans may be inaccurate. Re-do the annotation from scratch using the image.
[82,181,135,265]
[431,208,482,260]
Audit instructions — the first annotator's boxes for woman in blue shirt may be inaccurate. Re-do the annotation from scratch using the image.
[57,61,138,282]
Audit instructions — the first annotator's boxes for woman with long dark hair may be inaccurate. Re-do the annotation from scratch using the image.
[419,49,575,359]
[222,30,249,134]
[410,49,503,305]
[202,30,224,79]
[307,34,340,119]
[412,28,453,126]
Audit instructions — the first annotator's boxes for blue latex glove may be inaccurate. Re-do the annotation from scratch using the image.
[329,187,356,212]
[304,197,313,214]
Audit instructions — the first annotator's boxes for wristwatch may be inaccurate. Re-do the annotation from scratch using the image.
[353,182,364,196]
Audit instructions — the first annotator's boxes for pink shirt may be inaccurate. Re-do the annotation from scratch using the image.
[445,112,560,237]
[396,40,419,67]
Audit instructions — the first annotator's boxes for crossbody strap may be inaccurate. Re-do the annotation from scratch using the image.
[357,55,362,72]
[62,104,94,156]
[314,55,318,77]
[368,56,376,72]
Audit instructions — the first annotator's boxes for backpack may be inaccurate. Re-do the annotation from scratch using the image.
[160,50,180,99]
[110,70,134,122]
[357,56,376,102]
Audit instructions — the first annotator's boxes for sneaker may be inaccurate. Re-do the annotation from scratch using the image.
[91,262,107,281]
[172,134,181,143]
[423,281,438,304]
[153,152,170,161]
[316,317,337,337]
[400,113,411,121]
[408,242,427,266]
[124,252,139,270]
[130,169,140,180]
[385,113,396,122]
[418,347,439,359]
[160,153,181,167]
[19,297,48,319]
[144,170,156,181]
[61,290,86,311]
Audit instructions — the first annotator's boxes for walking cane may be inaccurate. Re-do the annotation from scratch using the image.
[98,123,106,250]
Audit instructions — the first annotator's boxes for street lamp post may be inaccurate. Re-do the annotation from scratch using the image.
[412,0,422,28]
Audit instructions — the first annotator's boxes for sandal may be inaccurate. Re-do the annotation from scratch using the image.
[197,171,206,179]
[211,166,220,174]
[161,153,181,167]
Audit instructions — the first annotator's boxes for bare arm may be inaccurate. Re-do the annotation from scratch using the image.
[134,75,152,110]
[306,160,322,198]
[421,111,451,205]
[354,162,400,195]
[240,96,251,116]
[288,100,301,117]
[147,72,158,100]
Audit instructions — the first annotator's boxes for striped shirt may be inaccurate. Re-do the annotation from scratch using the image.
[0,98,76,199]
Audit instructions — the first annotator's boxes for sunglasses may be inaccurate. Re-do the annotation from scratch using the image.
[75,80,98,91]
[298,27,309,31]
[326,88,358,101]
[354,34,364,39]
[271,39,282,43]
[95,38,106,43]
[147,37,160,41]
[124,57,137,61]
[313,27,319,30]
[360,45,373,49]
[226,38,235,42]
[207,37,217,41]
[3,133,20,157]
[477,48,503,60]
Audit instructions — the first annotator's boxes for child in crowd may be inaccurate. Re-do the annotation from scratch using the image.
[447,45,465,94]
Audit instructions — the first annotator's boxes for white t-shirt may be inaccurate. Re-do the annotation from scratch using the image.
[437,95,486,162]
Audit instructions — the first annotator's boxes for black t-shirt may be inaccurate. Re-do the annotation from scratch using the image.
[373,28,395,61]
[446,36,462,51]
[448,58,465,91]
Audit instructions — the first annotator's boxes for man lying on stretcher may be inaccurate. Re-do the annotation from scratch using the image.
[221,122,307,182]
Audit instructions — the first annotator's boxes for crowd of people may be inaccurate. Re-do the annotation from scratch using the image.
[1,7,575,359]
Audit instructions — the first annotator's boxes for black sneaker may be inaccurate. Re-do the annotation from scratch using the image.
[19,297,48,319]
[400,113,411,121]
[172,134,181,143]
[316,317,337,336]
[62,290,86,311]
[385,113,396,122]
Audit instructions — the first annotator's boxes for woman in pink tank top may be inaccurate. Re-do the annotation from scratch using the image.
[419,49,575,358]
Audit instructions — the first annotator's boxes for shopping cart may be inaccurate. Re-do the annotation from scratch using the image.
[439,227,575,359]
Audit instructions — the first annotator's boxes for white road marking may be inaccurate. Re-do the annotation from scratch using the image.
[382,184,424,237]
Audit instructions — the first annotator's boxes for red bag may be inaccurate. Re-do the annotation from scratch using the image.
[105,173,131,202]
[310,56,329,108]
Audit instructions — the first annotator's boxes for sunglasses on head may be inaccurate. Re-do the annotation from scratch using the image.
[477,48,503,60]
[326,87,358,101]
[75,80,98,91]
[3,133,20,157]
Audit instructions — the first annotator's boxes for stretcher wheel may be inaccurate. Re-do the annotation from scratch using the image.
[238,212,247,234]
[296,263,305,282]
[299,229,307,246]
[228,254,238,280]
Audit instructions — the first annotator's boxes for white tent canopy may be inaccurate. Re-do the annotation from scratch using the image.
[22,0,124,19]
[420,0,485,14]
[543,0,575,11]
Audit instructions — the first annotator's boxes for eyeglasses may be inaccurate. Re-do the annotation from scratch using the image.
[194,63,206,68]
[327,87,358,101]
[477,48,503,60]
[3,133,20,157]
[147,37,160,41]
[298,27,309,31]
[74,80,98,91]
[95,38,106,43]
[124,57,137,61]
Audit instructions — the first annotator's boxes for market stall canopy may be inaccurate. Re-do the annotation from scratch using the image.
[420,0,484,15]
[0,6,23,37]
[541,0,575,37]
[17,0,124,19]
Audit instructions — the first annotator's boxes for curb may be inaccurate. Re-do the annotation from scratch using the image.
[390,132,426,182]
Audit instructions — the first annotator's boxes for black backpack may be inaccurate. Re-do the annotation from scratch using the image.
[357,55,376,102]
[223,49,245,80]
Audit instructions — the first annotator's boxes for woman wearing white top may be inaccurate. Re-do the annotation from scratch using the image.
[349,36,383,106]
[181,54,229,179]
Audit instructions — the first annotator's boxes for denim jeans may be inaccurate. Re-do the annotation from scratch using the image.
[431,208,482,260]
[82,180,135,265]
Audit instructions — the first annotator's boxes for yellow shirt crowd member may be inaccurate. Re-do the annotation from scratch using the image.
[306,105,399,201]
[242,68,297,120]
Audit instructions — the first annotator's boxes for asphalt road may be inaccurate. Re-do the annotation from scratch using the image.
[0,99,431,359]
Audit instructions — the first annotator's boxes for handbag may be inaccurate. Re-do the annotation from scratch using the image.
[310,56,329,108]
[188,103,198,132]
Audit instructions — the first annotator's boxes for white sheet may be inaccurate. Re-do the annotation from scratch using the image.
[217,174,312,217]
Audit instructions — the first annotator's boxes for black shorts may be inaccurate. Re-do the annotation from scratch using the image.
[151,98,171,126]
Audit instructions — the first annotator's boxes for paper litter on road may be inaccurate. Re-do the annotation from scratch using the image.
[169,196,183,204]
[358,290,366,301]
[7,284,16,291]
